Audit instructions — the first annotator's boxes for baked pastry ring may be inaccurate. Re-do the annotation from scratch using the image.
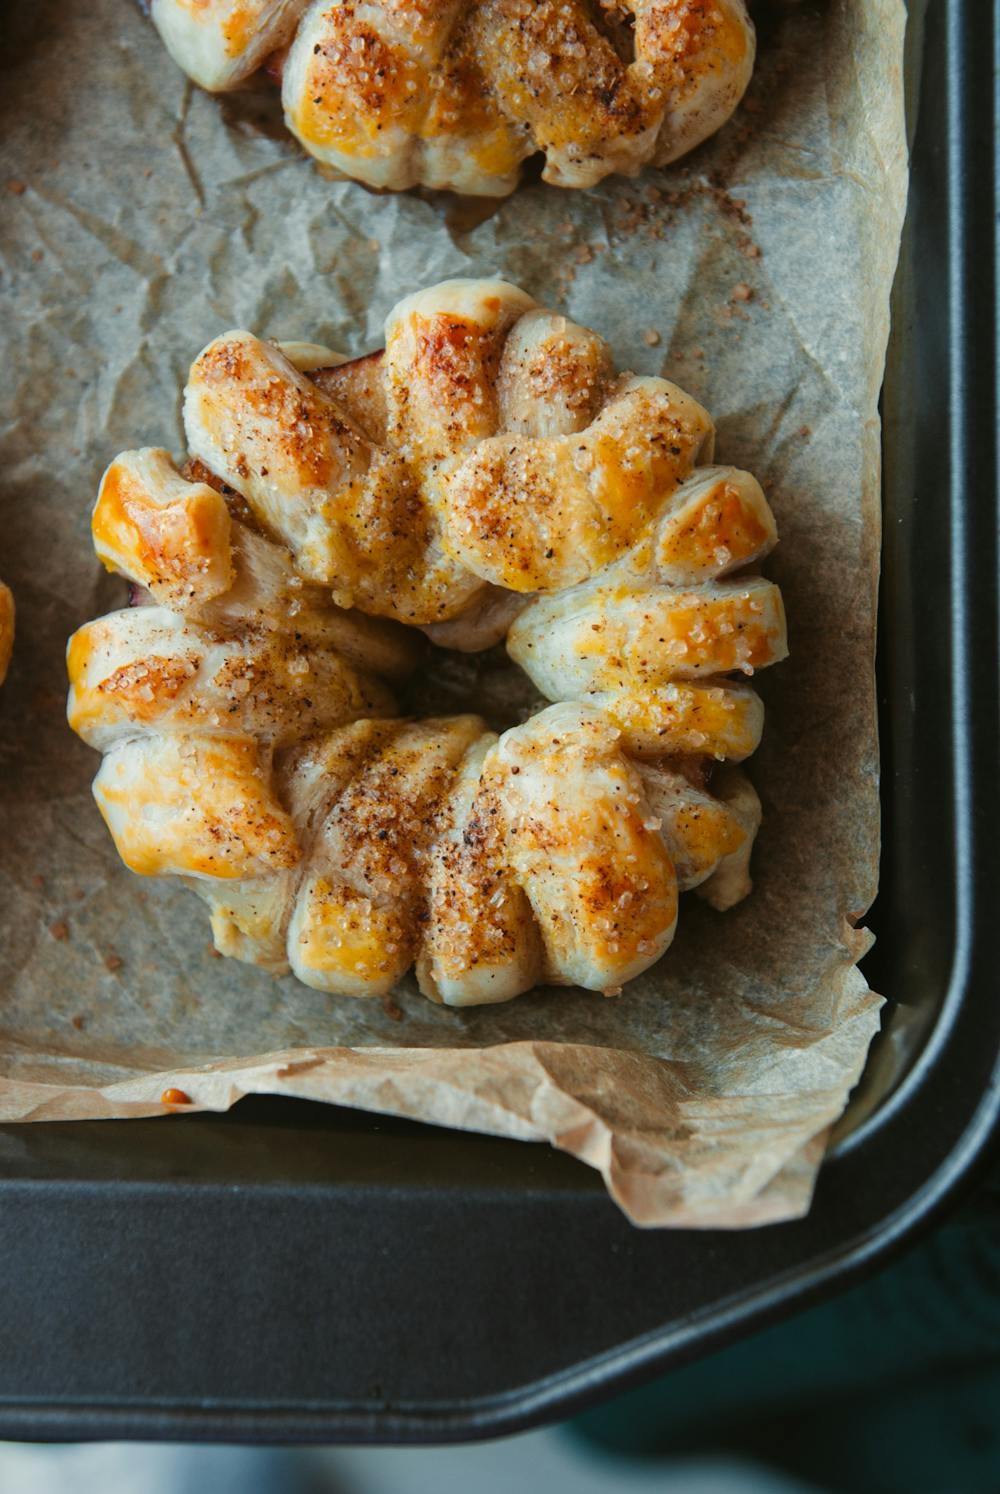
[67,278,786,1004]
[150,0,755,195]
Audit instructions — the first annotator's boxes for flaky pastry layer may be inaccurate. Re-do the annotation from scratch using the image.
[68,277,786,1004]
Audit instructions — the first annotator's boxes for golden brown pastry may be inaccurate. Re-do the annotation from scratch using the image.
[67,277,786,1005]
[149,0,755,195]
[0,582,13,684]
[182,279,717,622]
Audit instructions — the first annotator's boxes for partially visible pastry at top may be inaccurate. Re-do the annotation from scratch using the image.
[149,0,755,195]
[0,582,13,684]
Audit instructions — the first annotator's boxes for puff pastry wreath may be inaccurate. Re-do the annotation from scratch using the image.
[150,0,755,195]
[67,278,786,1005]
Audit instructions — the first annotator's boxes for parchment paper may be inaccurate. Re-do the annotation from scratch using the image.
[0,0,907,1226]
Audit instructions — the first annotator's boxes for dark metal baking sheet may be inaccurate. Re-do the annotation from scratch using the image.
[0,0,997,1444]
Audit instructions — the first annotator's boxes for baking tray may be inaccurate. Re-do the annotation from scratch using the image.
[0,0,997,1445]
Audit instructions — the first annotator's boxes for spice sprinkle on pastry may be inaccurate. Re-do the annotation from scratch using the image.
[68,277,786,1004]
[149,0,755,196]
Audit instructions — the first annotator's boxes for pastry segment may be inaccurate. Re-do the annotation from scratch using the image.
[0,582,13,684]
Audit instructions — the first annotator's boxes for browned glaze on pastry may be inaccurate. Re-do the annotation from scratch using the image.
[68,277,786,1005]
